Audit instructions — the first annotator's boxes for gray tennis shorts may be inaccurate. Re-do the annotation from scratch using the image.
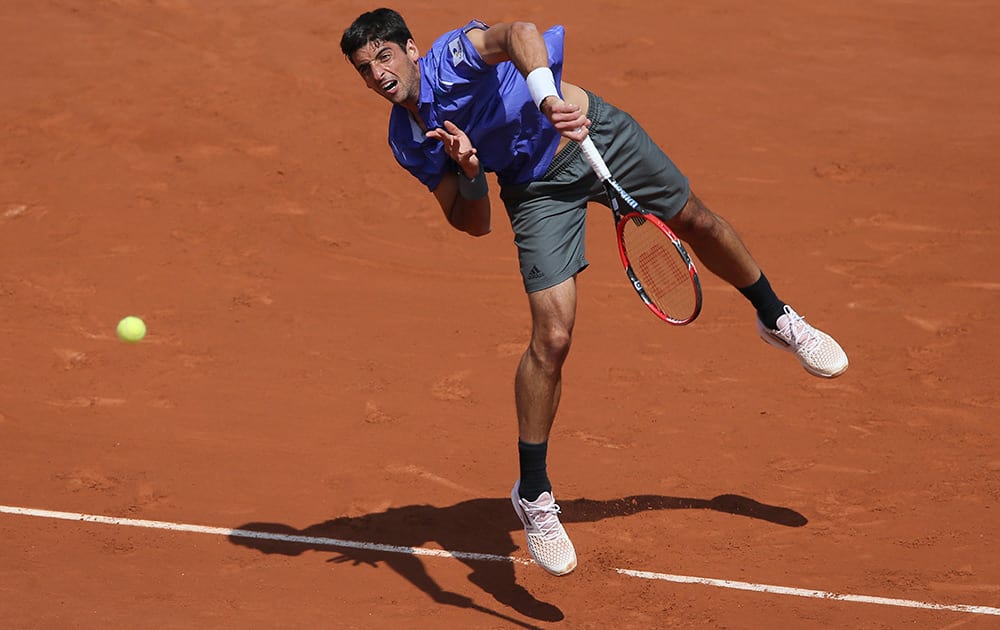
[499,91,690,293]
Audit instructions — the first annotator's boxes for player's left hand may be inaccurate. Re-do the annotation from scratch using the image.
[426,120,481,179]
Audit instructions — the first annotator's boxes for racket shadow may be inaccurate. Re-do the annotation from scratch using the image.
[228,493,805,625]
[560,493,808,527]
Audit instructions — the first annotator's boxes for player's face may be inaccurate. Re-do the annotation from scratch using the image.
[349,39,420,107]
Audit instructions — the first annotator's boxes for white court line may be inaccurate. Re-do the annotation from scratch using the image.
[616,569,1000,617]
[0,505,525,565]
[3,504,999,617]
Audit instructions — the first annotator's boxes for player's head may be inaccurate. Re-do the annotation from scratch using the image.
[341,8,420,106]
[340,8,412,57]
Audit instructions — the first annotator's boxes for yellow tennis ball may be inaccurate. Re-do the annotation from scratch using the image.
[116,316,146,343]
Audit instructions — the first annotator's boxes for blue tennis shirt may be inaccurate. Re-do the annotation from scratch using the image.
[388,21,566,190]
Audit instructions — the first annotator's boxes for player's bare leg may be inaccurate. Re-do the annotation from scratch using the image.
[515,276,576,444]
[511,276,578,576]
[666,192,761,289]
[668,191,849,377]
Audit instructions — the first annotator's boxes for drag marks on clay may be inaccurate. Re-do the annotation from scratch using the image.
[104,0,193,10]
[826,215,996,298]
[54,348,90,370]
[57,469,121,494]
[813,159,895,184]
[606,366,647,391]
[901,320,974,393]
[384,464,482,497]
[915,405,987,423]
[903,315,950,334]
[53,470,174,517]
[270,200,308,216]
[4,204,29,218]
[947,281,1000,291]
[569,431,626,450]
[768,458,815,473]
[850,213,995,236]
[824,244,931,286]
[930,581,1000,594]
[16,275,97,311]
[46,396,127,409]
[130,482,174,513]
[148,397,176,409]
[806,378,865,398]
[430,371,474,402]
[359,359,475,428]
[176,353,214,369]
[808,486,895,539]
[810,463,879,475]
[363,401,397,425]
[229,288,274,308]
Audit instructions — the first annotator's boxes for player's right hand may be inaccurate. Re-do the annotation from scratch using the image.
[540,97,591,142]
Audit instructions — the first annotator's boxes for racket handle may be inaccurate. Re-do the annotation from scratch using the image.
[579,135,612,182]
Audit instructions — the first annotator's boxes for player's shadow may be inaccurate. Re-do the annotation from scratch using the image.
[229,493,806,627]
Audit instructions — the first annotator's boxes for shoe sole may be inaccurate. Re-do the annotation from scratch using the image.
[545,555,577,576]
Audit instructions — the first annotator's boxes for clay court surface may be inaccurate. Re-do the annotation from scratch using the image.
[2,0,999,627]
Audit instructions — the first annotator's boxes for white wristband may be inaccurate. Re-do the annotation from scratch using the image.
[525,66,558,109]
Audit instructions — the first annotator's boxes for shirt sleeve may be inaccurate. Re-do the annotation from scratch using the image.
[542,25,565,76]
[439,21,565,84]
[428,21,492,89]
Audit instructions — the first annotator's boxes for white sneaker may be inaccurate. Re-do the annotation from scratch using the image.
[510,482,577,576]
[757,305,849,378]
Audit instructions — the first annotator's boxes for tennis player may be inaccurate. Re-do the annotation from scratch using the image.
[340,9,848,576]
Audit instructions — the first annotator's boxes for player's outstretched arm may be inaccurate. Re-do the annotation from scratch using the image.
[467,22,589,142]
[467,21,548,75]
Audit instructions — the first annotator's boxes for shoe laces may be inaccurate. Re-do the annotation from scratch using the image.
[522,499,565,541]
[777,306,820,353]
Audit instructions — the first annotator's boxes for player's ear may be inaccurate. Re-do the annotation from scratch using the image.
[405,39,419,61]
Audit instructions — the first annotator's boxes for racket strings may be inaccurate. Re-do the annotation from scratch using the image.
[621,218,697,319]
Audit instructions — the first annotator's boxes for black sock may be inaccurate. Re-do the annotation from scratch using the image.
[738,272,786,329]
[517,440,551,502]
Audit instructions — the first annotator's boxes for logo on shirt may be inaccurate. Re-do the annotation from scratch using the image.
[448,37,465,66]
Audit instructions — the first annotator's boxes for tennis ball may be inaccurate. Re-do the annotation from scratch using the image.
[116,316,146,343]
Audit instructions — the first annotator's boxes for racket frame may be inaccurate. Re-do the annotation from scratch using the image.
[579,136,703,325]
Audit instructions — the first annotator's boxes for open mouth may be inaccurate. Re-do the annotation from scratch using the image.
[381,79,398,93]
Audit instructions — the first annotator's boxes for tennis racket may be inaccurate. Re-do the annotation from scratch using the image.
[579,136,702,325]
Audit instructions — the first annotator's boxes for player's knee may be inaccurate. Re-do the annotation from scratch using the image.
[670,193,721,239]
[531,325,572,370]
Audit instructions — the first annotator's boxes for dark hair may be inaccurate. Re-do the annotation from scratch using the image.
[340,8,414,58]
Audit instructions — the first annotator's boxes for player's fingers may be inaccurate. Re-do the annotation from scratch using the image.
[553,119,590,142]
[442,119,466,137]
[552,108,589,126]
[424,128,446,142]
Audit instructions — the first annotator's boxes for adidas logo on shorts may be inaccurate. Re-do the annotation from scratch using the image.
[527,265,545,280]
